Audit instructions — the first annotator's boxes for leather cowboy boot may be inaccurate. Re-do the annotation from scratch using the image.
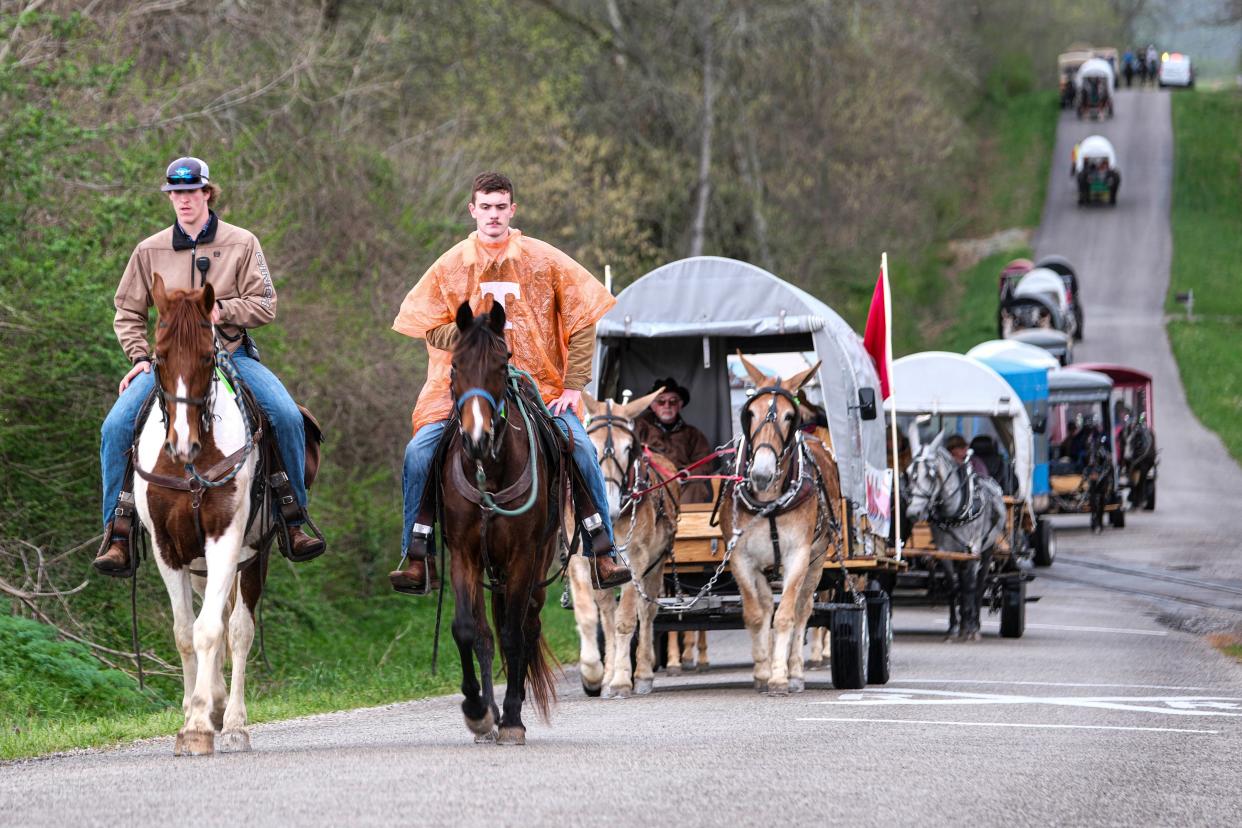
[93,491,135,578]
[389,524,440,594]
[287,525,325,560]
[582,513,632,589]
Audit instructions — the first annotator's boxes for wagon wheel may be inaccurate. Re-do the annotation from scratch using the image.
[865,585,891,685]
[999,577,1026,638]
[829,600,869,690]
[1032,518,1056,568]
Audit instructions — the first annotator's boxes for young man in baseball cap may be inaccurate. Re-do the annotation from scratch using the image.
[94,156,325,574]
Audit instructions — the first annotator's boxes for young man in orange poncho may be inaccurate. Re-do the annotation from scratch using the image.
[388,172,631,593]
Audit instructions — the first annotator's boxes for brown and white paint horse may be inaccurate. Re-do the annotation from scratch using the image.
[569,389,680,698]
[723,356,842,695]
[134,274,269,755]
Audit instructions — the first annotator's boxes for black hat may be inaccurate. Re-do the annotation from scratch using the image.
[650,377,690,406]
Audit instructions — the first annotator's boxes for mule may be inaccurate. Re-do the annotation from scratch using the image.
[904,431,1006,641]
[666,630,709,675]
[1083,432,1116,532]
[443,299,562,745]
[568,389,680,698]
[722,355,842,694]
[134,275,284,755]
[1122,416,1156,511]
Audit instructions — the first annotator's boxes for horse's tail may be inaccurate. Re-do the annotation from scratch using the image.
[491,590,562,724]
[524,633,560,724]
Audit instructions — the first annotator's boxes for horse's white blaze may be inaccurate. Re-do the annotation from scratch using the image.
[172,376,192,456]
[470,398,484,443]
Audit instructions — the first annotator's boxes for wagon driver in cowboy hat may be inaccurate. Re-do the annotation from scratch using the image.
[388,171,631,594]
[94,156,325,575]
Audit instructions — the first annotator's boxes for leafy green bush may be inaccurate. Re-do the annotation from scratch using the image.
[0,614,156,723]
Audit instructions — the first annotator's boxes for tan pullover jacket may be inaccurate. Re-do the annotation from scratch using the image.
[113,215,276,362]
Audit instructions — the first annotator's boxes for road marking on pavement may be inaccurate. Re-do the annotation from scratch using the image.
[813,688,1242,717]
[979,621,1168,636]
[891,679,1213,691]
[798,717,1220,735]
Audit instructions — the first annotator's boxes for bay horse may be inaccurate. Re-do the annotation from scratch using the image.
[1122,415,1156,510]
[904,430,1006,641]
[568,388,679,699]
[723,355,842,695]
[444,299,561,745]
[134,274,272,755]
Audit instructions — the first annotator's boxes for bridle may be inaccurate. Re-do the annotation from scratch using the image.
[451,328,511,461]
[906,447,980,529]
[739,386,800,480]
[151,319,217,434]
[586,400,638,491]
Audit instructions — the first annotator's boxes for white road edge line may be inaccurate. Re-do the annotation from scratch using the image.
[798,717,1220,735]
[888,679,1211,691]
[980,622,1168,636]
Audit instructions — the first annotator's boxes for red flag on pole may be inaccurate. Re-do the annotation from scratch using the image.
[863,269,891,399]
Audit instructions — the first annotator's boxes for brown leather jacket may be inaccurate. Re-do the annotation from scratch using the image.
[113,215,276,362]
[634,410,714,503]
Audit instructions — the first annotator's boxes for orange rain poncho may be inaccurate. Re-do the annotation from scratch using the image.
[393,230,616,435]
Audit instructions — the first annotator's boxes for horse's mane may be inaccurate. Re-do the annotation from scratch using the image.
[156,289,212,355]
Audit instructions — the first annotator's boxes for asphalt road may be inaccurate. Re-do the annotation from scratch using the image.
[5,87,1242,826]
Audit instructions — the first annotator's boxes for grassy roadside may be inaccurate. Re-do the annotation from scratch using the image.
[1165,89,1242,464]
[2,586,582,761]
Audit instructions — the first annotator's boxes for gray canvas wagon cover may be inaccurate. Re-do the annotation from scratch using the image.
[592,256,888,525]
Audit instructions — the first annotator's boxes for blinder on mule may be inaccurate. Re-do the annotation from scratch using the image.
[586,402,638,485]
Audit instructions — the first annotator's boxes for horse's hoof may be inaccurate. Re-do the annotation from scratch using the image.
[753,679,769,694]
[665,665,682,677]
[789,677,806,694]
[696,661,711,674]
[766,680,790,697]
[581,677,603,698]
[964,630,982,643]
[634,677,654,696]
[464,708,496,736]
[174,728,214,756]
[496,726,526,746]
[806,658,824,670]
[473,729,498,744]
[612,685,632,699]
[600,684,617,699]
[217,729,251,753]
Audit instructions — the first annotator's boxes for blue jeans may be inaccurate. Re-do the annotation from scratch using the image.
[99,348,307,526]
[401,410,613,556]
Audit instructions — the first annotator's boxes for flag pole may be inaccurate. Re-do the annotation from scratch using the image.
[883,252,902,562]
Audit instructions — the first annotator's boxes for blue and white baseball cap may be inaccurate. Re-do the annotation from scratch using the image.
[161,157,211,192]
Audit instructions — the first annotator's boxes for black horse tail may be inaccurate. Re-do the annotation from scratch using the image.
[524,633,560,724]
[491,590,562,724]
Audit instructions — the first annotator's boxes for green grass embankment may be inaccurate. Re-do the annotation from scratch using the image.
[1166,90,1242,462]
[901,89,1058,354]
